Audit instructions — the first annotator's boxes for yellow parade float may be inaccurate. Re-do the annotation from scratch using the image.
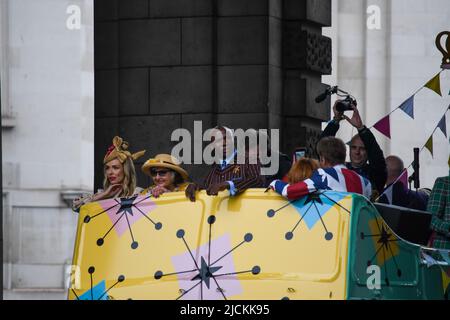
[68,189,449,300]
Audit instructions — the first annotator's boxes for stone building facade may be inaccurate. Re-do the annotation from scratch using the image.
[323,0,450,188]
[93,0,332,188]
[2,0,94,299]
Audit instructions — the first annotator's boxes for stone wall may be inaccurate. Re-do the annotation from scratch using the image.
[94,0,332,188]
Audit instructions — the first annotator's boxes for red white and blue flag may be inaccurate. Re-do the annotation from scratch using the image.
[270,164,372,200]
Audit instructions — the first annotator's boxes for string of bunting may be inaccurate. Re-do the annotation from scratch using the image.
[375,104,450,203]
[369,69,446,139]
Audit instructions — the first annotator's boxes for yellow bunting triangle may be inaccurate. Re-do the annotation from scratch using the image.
[424,73,442,96]
[425,135,433,157]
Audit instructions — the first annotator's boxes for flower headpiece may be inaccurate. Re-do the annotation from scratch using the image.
[103,136,145,164]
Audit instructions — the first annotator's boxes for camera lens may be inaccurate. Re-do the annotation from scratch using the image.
[336,98,354,112]
[336,101,349,113]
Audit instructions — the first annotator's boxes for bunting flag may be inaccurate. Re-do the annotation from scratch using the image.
[437,114,447,137]
[399,169,409,188]
[373,115,391,139]
[383,184,394,205]
[424,73,442,96]
[399,96,415,119]
[424,135,433,157]
[382,169,409,205]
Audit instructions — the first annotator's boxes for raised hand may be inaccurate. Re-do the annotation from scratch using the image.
[151,185,169,198]
[343,103,364,129]
[206,182,229,196]
[93,184,123,201]
[185,183,199,202]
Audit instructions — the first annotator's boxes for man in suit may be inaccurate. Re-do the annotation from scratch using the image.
[185,126,264,202]
[378,155,428,210]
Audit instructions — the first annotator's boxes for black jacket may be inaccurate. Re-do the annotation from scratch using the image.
[378,182,429,211]
[320,120,387,194]
[262,152,292,187]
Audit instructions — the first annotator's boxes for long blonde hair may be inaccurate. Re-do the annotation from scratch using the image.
[103,157,137,197]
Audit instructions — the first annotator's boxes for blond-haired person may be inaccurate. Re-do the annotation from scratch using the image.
[72,136,145,211]
[141,154,190,198]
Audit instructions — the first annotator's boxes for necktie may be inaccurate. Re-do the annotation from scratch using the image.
[221,160,227,170]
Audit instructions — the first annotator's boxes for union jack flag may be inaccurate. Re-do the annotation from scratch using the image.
[270,164,372,200]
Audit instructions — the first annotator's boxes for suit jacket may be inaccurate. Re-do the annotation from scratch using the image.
[201,161,265,194]
[378,181,429,211]
[262,152,292,187]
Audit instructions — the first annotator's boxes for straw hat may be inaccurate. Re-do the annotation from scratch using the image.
[141,154,189,181]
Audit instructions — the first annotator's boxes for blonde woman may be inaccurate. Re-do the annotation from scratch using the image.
[141,154,190,198]
[72,136,145,211]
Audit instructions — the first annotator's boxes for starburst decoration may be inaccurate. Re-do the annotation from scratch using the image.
[154,215,260,300]
[83,195,160,249]
[266,191,350,241]
[71,266,125,300]
[360,217,401,286]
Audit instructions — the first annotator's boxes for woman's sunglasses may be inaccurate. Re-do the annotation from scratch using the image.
[150,169,169,177]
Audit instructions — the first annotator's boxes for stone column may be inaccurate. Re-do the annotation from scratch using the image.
[281,0,332,156]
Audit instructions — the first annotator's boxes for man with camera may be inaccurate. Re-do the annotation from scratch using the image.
[320,99,387,197]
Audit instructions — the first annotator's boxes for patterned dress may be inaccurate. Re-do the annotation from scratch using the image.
[428,176,450,249]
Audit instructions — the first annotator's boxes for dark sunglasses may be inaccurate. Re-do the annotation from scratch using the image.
[150,169,169,177]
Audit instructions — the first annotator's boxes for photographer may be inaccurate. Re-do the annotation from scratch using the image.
[319,99,387,195]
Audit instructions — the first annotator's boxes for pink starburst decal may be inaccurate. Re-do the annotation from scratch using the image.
[100,196,157,237]
[83,195,160,250]
[153,215,261,300]
[171,234,242,300]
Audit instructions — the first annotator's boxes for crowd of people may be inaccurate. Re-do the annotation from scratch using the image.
[72,100,449,250]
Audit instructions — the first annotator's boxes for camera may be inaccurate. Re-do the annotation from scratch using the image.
[315,85,357,113]
[335,96,357,113]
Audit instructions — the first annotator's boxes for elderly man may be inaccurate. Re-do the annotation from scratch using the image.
[270,137,372,200]
[378,155,428,210]
[320,100,387,195]
[185,126,264,202]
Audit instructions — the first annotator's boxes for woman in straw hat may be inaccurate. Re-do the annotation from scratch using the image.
[72,136,145,211]
[141,154,190,198]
